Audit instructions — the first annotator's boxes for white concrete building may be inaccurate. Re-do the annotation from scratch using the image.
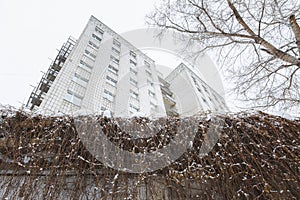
[26,16,227,117]
[165,63,228,116]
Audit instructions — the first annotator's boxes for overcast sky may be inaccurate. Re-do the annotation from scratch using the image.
[0,0,241,115]
[0,0,166,107]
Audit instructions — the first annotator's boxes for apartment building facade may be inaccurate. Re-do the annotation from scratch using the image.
[165,63,228,116]
[27,16,227,117]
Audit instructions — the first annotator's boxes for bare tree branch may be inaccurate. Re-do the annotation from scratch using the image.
[290,15,300,56]
[147,0,300,113]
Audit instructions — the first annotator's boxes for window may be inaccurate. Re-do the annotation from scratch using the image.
[112,47,120,55]
[130,89,139,99]
[106,76,117,87]
[84,50,96,60]
[92,34,102,42]
[148,90,155,98]
[73,73,89,87]
[191,76,199,87]
[88,41,99,50]
[95,26,104,35]
[129,104,139,113]
[202,85,209,93]
[150,102,157,110]
[130,78,138,86]
[146,69,152,77]
[79,60,93,72]
[113,39,121,47]
[108,65,118,75]
[213,93,220,103]
[64,90,83,106]
[103,89,114,102]
[197,87,202,93]
[110,55,119,64]
[191,76,197,83]
[130,67,137,75]
[130,51,136,59]
[147,79,154,86]
[130,59,137,66]
[148,83,155,92]
[144,61,150,68]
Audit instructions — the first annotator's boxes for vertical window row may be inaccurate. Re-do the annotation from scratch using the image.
[128,50,140,113]
[65,25,104,107]
[129,50,137,80]
[111,39,121,64]
[84,26,102,61]
[93,26,103,42]
[86,26,103,61]
[101,38,121,111]
[143,61,157,111]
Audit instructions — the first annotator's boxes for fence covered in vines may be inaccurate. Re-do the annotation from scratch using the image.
[0,108,299,199]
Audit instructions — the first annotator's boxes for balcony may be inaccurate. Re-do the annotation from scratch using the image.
[58,55,66,62]
[167,109,179,117]
[31,97,42,106]
[160,86,173,97]
[40,83,50,93]
[163,94,176,106]
[158,76,170,87]
[47,73,56,82]
[52,64,62,71]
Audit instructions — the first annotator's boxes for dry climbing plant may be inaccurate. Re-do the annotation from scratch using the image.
[0,108,299,199]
